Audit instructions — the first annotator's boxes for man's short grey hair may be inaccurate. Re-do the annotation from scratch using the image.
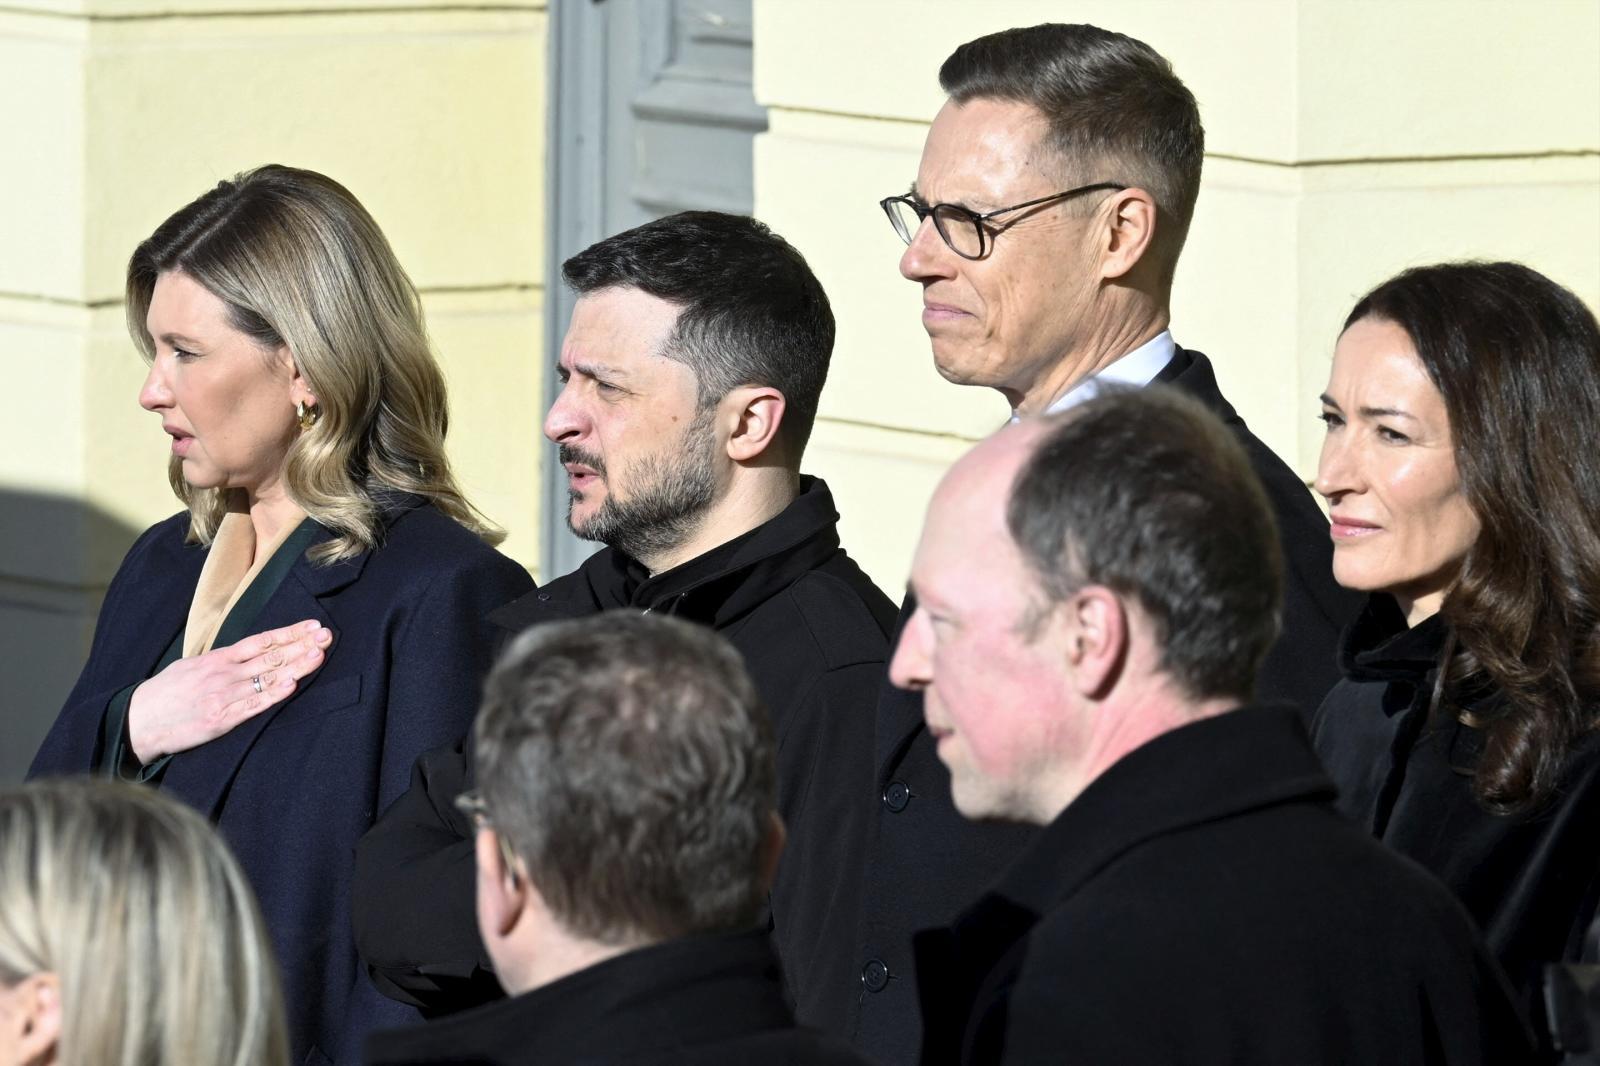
[1007,386,1282,702]
[940,23,1205,280]
[473,612,776,945]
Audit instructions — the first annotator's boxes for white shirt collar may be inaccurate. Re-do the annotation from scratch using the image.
[1012,330,1177,422]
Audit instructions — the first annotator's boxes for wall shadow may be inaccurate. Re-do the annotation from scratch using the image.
[0,488,142,785]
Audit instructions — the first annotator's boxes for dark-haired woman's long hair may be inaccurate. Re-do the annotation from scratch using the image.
[1347,261,1600,814]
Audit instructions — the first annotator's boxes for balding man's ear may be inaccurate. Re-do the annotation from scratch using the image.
[1097,187,1158,283]
[723,386,787,463]
[1062,585,1129,699]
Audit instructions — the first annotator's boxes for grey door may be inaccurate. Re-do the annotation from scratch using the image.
[541,0,767,580]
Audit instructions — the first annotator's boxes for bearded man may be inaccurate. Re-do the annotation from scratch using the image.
[351,211,895,1022]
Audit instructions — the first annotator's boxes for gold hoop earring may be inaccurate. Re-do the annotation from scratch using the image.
[296,400,320,430]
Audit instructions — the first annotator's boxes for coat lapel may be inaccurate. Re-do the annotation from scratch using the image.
[160,532,371,819]
[120,527,208,685]
[1154,347,1245,427]
[984,707,1334,917]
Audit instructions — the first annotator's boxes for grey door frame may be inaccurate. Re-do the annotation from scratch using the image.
[540,0,608,582]
[540,0,766,582]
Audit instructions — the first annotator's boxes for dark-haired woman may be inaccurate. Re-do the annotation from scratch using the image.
[29,165,533,1065]
[1312,260,1600,1045]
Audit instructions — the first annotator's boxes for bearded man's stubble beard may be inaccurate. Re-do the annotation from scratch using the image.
[563,405,720,563]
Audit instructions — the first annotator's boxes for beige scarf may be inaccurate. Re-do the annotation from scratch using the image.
[183,495,309,658]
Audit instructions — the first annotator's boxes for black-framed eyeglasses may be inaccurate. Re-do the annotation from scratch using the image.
[879,182,1128,260]
[456,788,520,879]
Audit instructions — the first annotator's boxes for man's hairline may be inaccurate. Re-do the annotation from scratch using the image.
[567,282,724,409]
[938,90,1132,193]
[935,87,1192,277]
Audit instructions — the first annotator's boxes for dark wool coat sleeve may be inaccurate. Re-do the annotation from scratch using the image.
[351,737,500,1012]
[29,504,533,1066]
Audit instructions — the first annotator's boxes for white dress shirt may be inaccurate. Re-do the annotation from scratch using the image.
[1009,330,1178,422]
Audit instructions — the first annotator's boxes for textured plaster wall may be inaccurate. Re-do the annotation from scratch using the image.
[753,0,1600,595]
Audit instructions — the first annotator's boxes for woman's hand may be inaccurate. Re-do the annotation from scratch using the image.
[127,619,334,763]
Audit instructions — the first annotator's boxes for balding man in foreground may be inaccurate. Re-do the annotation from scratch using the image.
[896,388,1531,1065]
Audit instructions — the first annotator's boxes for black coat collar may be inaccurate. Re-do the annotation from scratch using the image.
[365,930,793,1065]
[1151,346,1241,425]
[1340,593,1450,683]
[988,705,1334,916]
[152,491,428,595]
[298,489,434,595]
[158,493,427,816]
[490,476,842,633]
[917,706,1337,1062]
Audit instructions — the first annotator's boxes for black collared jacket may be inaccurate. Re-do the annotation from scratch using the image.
[364,930,873,1066]
[841,349,1365,1062]
[917,706,1533,1066]
[352,477,896,1020]
[1312,594,1600,1036]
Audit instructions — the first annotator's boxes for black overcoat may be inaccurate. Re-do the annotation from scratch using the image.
[833,349,1364,1062]
[1312,594,1600,1044]
[364,930,875,1066]
[351,478,897,1019]
[916,706,1534,1066]
[28,498,534,1066]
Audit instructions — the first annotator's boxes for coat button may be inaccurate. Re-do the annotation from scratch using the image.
[882,780,911,813]
[862,958,890,993]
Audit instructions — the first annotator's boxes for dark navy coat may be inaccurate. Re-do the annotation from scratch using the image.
[29,497,534,1066]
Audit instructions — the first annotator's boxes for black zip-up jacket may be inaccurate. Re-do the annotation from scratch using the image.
[351,477,896,1019]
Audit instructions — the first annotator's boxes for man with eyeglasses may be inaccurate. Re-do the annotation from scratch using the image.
[364,614,875,1065]
[840,23,1362,1064]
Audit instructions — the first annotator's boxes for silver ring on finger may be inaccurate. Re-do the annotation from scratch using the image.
[251,675,264,694]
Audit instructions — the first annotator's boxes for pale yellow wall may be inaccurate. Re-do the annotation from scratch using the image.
[0,1,546,780]
[754,0,1600,596]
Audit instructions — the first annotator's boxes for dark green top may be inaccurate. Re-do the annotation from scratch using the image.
[99,517,324,783]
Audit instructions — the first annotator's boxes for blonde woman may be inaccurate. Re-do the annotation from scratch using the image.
[29,165,534,1064]
[0,778,288,1066]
